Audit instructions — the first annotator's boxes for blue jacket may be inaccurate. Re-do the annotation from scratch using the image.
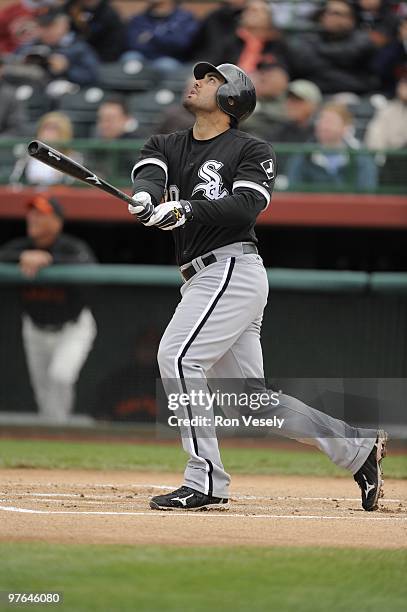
[126,8,198,60]
[287,148,378,192]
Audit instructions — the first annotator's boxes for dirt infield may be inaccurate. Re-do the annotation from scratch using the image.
[0,469,406,549]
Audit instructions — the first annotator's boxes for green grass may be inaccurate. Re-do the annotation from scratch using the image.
[0,438,406,478]
[1,543,406,612]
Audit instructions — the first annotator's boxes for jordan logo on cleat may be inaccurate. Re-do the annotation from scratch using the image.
[362,474,376,498]
[171,493,194,506]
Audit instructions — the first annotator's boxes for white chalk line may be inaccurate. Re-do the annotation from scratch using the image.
[0,489,404,504]
[1,482,174,490]
[0,499,135,505]
[0,504,406,521]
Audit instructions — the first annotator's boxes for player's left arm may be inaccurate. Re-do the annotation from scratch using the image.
[147,140,276,230]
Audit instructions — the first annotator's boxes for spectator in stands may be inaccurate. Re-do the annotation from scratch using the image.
[89,96,140,181]
[96,96,140,140]
[15,8,99,85]
[365,76,407,187]
[221,0,295,74]
[242,61,290,140]
[270,79,322,143]
[286,103,378,191]
[10,111,77,185]
[356,0,399,40]
[0,0,47,54]
[65,0,125,62]
[0,195,97,424]
[291,0,378,93]
[374,16,407,94]
[365,77,407,149]
[356,1,401,94]
[189,0,247,65]
[124,0,199,72]
[0,55,27,136]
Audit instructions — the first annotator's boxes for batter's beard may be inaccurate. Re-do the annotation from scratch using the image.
[182,97,195,113]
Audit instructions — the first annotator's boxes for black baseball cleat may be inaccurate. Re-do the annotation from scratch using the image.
[149,486,229,511]
[353,430,388,511]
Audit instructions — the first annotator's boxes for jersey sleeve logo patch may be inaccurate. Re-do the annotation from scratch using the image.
[261,159,275,180]
[191,160,229,200]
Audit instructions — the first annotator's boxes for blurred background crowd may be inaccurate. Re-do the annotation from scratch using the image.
[0,0,406,191]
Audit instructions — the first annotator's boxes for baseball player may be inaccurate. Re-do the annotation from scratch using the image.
[0,195,97,423]
[128,62,387,512]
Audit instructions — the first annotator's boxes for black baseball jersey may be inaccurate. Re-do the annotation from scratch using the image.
[131,127,276,266]
[0,234,96,327]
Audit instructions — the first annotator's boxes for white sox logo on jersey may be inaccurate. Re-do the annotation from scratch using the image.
[191,160,229,200]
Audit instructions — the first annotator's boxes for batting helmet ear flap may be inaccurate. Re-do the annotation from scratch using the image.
[216,64,256,122]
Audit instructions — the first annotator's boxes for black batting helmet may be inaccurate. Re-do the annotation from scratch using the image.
[193,62,256,123]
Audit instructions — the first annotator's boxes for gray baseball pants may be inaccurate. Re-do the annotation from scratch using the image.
[158,242,376,498]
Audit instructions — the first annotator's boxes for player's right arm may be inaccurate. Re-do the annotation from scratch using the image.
[128,135,169,223]
[131,135,168,205]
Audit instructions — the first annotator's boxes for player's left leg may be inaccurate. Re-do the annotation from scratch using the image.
[210,321,387,511]
[46,308,97,423]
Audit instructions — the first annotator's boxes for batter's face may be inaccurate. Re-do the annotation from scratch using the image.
[183,72,225,114]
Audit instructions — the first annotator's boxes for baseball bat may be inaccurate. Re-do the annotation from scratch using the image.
[27,140,134,206]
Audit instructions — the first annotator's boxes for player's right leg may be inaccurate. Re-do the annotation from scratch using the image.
[152,252,268,510]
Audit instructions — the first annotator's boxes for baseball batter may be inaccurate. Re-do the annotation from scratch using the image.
[128,62,387,512]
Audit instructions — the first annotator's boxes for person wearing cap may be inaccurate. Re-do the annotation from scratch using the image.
[127,61,385,513]
[15,7,99,86]
[271,79,322,144]
[0,196,97,423]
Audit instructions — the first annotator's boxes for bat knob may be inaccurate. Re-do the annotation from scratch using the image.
[27,140,40,156]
